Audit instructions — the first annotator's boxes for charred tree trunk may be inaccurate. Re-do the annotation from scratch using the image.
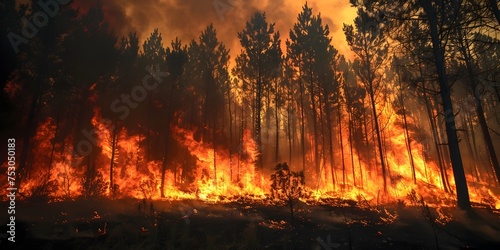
[356,146,364,189]
[462,115,480,182]
[287,96,293,165]
[338,103,346,190]
[255,70,263,170]
[421,0,471,209]
[275,80,280,163]
[468,114,493,180]
[468,115,483,178]
[455,21,500,185]
[299,74,306,172]
[367,77,387,192]
[318,92,327,189]
[213,105,218,187]
[473,88,500,184]
[228,87,233,181]
[327,105,336,190]
[109,125,119,197]
[348,109,356,187]
[424,86,451,192]
[398,81,416,183]
[309,70,320,178]
[362,100,372,176]
[238,103,245,182]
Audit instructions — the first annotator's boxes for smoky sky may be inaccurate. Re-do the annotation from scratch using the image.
[27,0,357,60]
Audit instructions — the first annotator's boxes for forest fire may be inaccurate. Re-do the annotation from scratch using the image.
[15,101,499,209]
[2,0,500,249]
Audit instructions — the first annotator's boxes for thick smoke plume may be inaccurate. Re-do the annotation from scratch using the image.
[72,0,356,59]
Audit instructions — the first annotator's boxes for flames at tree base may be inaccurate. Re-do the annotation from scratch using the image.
[7,110,499,210]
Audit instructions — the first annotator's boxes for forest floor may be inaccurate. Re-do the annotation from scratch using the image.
[1,198,500,249]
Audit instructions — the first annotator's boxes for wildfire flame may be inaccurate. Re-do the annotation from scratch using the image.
[6,91,500,210]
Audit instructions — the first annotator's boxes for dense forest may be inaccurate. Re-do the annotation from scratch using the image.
[1,0,500,211]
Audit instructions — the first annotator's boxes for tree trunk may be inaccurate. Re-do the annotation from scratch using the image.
[473,89,500,184]
[348,110,356,187]
[338,103,346,190]
[213,108,218,187]
[398,82,416,183]
[327,106,336,190]
[299,73,306,172]
[362,101,372,176]
[255,70,263,169]
[420,0,471,209]
[275,80,280,163]
[309,70,320,178]
[427,88,451,192]
[456,19,500,185]
[368,79,387,191]
[109,125,119,197]
[228,87,233,182]
[287,99,293,165]
[468,115,484,180]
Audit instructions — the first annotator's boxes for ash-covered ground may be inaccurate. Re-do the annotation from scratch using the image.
[1,198,500,249]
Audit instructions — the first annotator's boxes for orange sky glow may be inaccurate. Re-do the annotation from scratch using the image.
[73,0,357,61]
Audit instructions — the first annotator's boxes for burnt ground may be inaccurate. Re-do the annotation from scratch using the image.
[1,198,499,249]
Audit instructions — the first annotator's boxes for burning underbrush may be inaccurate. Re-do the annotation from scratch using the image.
[8,171,500,211]
[3,108,500,211]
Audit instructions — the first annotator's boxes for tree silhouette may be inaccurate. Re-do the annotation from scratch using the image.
[233,11,282,170]
[288,3,336,179]
[186,24,230,187]
[62,5,118,196]
[344,7,389,192]
[160,37,188,197]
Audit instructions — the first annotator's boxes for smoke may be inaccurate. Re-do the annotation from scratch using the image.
[72,0,356,60]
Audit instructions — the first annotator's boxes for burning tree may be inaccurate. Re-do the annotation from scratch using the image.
[270,162,305,227]
[2,0,500,210]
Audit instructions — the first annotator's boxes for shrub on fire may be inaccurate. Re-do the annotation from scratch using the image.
[270,162,305,227]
